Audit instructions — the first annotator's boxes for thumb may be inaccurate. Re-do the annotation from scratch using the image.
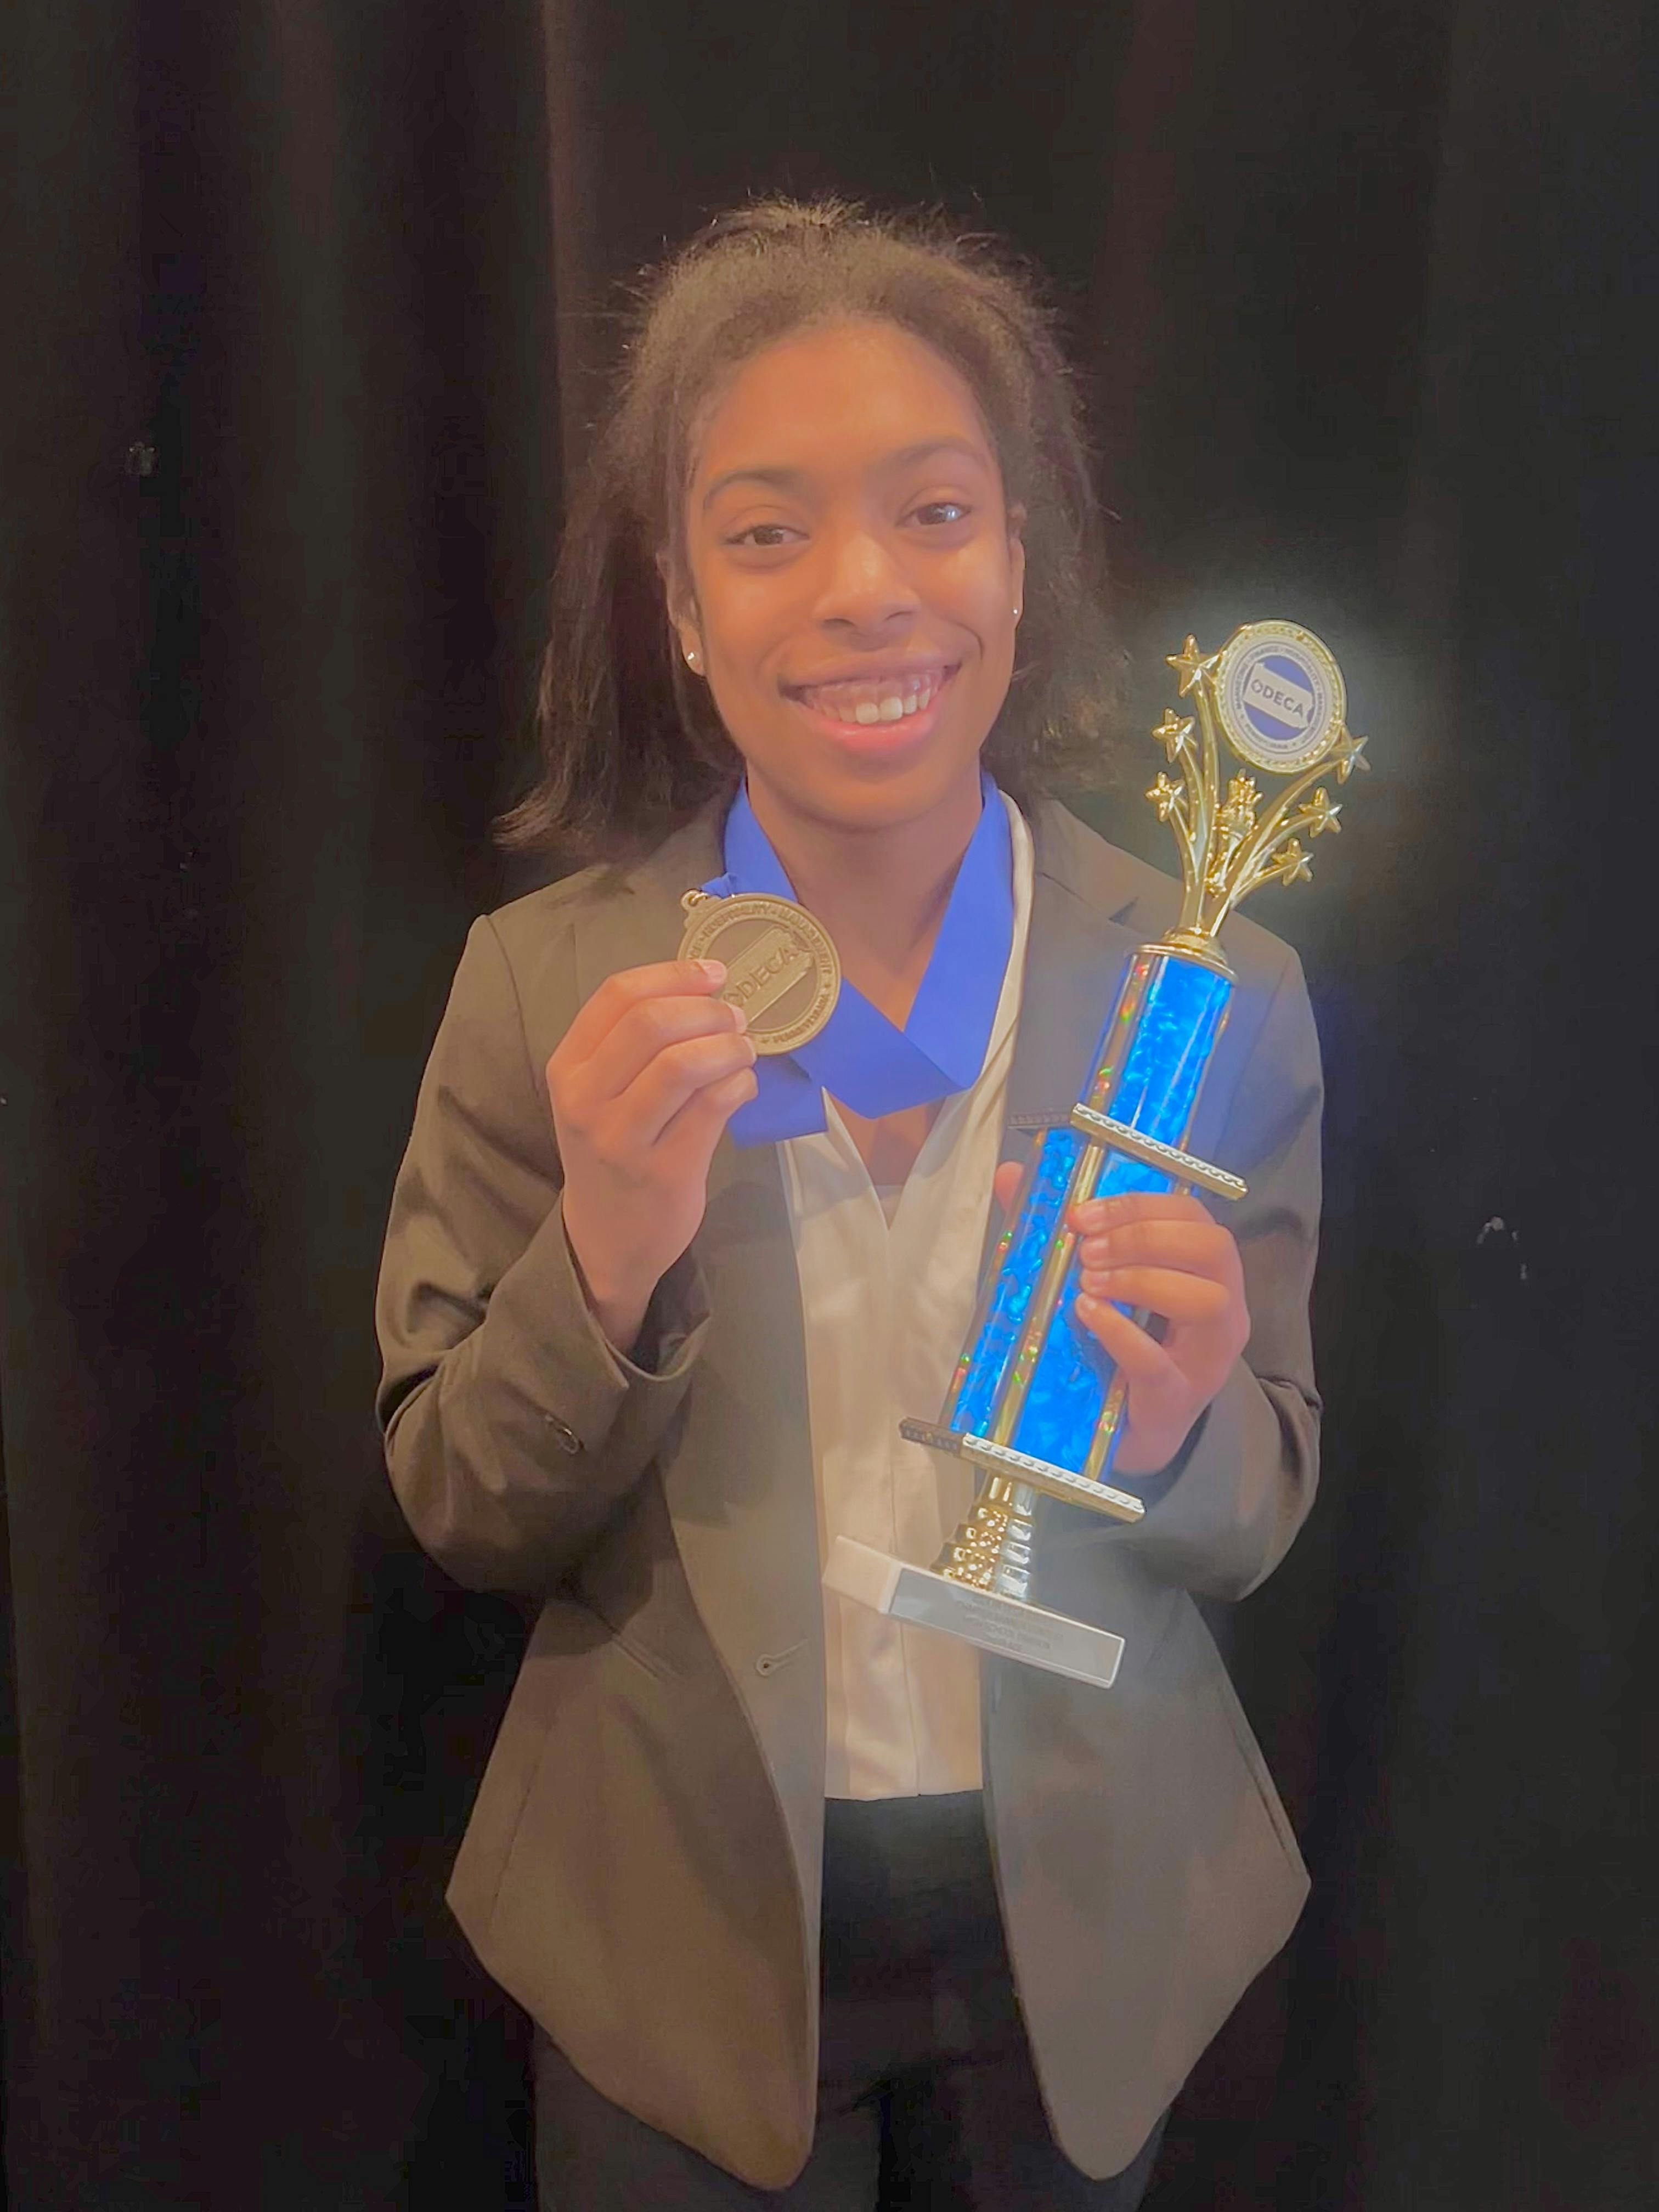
[992,1160,1024,1219]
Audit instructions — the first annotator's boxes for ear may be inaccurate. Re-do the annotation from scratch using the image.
[655,547,704,672]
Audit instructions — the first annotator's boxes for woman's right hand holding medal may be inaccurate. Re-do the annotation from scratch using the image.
[546,960,758,1356]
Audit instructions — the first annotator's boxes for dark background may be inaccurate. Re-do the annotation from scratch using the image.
[2,1,1655,2206]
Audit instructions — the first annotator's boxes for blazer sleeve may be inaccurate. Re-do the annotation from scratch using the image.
[374,912,712,1596]
[1060,941,1324,1602]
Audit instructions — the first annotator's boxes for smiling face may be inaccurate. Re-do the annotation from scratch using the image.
[667,318,1025,843]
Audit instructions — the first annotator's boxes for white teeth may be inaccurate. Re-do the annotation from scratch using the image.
[797,672,945,725]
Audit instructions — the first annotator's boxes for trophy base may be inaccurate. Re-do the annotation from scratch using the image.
[823,1537,1125,1690]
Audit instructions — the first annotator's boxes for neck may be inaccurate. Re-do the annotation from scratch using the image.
[744,769,985,1026]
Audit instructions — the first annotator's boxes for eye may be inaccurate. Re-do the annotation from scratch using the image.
[726,522,801,549]
[911,500,972,528]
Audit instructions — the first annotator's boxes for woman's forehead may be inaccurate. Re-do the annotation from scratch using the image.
[686,319,998,490]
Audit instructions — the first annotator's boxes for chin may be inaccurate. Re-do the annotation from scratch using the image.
[800,748,986,831]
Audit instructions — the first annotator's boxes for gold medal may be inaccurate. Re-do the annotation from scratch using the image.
[678,889,840,1056]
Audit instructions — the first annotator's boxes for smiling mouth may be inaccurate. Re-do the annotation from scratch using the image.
[786,665,957,726]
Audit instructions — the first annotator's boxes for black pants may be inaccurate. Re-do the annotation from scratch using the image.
[534,1791,1166,2209]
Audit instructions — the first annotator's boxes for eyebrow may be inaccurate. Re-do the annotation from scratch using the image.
[698,436,993,512]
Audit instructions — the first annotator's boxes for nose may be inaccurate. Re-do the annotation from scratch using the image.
[811,522,918,637]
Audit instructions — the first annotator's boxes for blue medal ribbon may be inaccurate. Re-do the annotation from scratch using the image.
[702,772,1015,1147]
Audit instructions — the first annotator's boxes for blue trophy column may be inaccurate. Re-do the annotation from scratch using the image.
[946,947,1235,1490]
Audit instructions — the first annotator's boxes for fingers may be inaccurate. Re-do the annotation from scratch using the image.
[1068,1197,1243,1318]
[557,958,734,1066]
[1068,1190,1250,1474]
[551,960,758,1155]
[1071,1290,1180,1387]
[1068,1189,1215,1237]
[1073,1215,1229,1267]
[606,1028,760,1153]
[1075,1265,1235,1327]
[1075,1226,1235,1286]
[549,960,761,1324]
[655,1062,761,1161]
[579,984,751,1109]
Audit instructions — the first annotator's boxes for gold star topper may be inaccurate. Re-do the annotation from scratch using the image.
[1144,620,1367,955]
[1165,637,1220,697]
[1146,770,1184,822]
[1152,709,1194,761]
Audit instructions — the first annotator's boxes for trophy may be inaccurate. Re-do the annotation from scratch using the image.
[823,621,1368,1687]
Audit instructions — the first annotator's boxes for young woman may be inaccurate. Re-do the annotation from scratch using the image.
[375,199,1321,2210]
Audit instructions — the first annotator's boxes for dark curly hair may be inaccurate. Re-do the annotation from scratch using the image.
[496,197,1123,863]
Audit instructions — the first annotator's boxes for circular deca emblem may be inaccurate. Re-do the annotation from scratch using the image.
[1214,621,1346,775]
[677,891,841,1056]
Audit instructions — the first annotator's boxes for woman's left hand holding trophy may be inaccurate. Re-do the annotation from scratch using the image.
[990,1164,1252,1477]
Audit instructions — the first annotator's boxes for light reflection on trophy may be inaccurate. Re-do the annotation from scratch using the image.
[823,621,1369,1687]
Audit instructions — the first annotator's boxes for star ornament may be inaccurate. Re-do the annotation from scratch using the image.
[1276,840,1313,885]
[1147,771,1184,822]
[1303,787,1342,838]
[1152,708,1194,761]
[1166,637,1220,697]
[1328,729,1369,782]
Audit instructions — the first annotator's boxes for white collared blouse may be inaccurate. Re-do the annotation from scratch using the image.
[778,794,1035,1799]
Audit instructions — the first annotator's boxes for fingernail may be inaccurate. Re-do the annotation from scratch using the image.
[696,958,726,980]
[729,1003,748,1032]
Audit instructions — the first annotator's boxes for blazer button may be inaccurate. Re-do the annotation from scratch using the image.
[545,1415,582,1455]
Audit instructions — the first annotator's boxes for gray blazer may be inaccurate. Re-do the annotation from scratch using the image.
[374,797,1321,2186]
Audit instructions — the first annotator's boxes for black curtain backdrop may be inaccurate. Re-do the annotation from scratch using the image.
[2,2,1654,2207]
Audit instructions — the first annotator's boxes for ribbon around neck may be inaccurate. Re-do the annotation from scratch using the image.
[701,773,1015,1147]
